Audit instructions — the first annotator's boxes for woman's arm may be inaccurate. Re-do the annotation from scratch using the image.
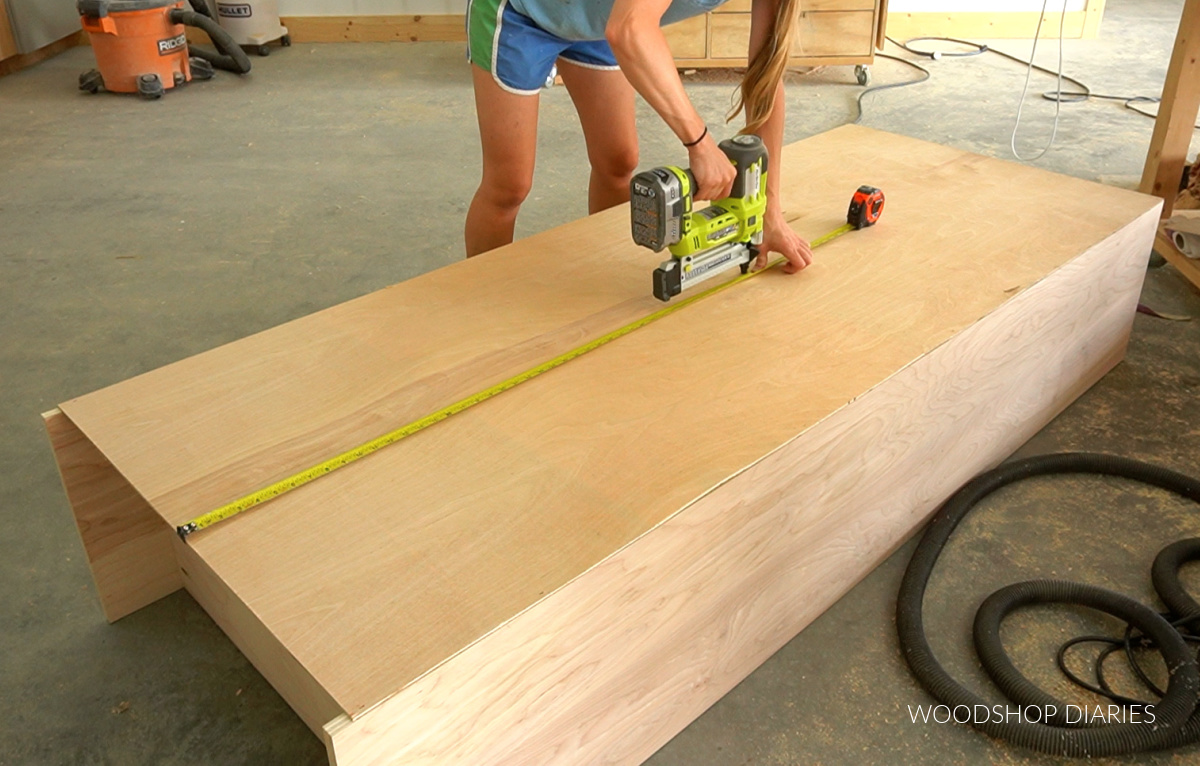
[747,0,813,271]
[606,0,736,201]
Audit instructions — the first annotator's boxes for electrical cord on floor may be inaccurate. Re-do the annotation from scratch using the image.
[897,453,1200,757]
[912,37,1200,129]
[857,19,1200,157]
[884,33,1158,122]
[863,0,1068,159]
[850,54,930,125]
[887,36,988,60]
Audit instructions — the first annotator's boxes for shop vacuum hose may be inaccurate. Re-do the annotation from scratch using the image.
[171,7,251,74]
[897,453,1200,756]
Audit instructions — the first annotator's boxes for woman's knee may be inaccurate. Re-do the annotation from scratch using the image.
[593,145,639,182]
[478,170,534,211]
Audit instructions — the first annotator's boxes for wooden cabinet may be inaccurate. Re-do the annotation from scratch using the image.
[665,0,886,69]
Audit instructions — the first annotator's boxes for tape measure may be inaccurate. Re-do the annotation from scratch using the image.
[848,185,885,229]
[176,198,882,540]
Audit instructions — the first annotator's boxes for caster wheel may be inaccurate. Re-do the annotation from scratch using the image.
[855,65,870,86]
[280,34,291,47]
[137,73,164,99]
[79,69,103,94]
[257,44,270,56]
[189,57,215,80]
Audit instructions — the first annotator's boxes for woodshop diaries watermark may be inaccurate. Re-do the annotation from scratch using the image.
[906,704,1157,726]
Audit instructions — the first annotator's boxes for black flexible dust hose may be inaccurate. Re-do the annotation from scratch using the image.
[896,453,1200,757]
[186,0,214,18]
[1153,539,1200,633]
[170,9,252,74]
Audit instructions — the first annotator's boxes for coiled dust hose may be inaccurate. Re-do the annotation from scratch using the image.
[896,453,1200,756]
[170,9,251,74]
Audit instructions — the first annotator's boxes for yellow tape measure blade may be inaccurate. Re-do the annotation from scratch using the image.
[176,217,869,540]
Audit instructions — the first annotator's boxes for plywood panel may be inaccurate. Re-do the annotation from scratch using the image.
[54,126,1160,765]
[43,409,180,622]
[711,11,874,58]
[62,124,1160,720]
[327,204,1157,766]
[173,536,343,734]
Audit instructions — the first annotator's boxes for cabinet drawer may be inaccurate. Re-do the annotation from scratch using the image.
[710,11,874,59]
[716,0,876,13]
[663,14,708,60]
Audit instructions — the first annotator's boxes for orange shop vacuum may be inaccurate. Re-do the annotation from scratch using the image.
[77,0,252,99]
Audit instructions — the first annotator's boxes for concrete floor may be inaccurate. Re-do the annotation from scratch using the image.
[3,0,1200,763]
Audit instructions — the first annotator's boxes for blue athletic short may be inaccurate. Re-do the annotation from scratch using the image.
[466,0,620,95]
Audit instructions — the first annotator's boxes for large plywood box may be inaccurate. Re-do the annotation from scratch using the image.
[46,126,1160,765]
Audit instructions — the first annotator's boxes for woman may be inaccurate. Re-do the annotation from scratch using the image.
[464,0,813,274]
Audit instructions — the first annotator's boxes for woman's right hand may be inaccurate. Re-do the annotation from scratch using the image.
[687,134,737,201]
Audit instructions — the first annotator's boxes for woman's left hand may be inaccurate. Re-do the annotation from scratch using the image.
[754,211,813,274]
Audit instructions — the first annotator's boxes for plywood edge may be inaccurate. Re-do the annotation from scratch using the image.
[885,11,1091,40]
[43,408,181,622]
[172,537,345,735]
[322,207,1158,766]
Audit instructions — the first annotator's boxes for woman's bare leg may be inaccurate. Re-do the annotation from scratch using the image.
[558,60,639,214]
[465,65,540,256]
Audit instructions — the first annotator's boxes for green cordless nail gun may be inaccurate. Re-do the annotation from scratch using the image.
[630,134,768,302]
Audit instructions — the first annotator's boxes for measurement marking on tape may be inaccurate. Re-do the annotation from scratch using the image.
[177,223,856,539]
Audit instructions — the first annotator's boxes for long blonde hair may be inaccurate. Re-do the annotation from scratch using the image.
[729,0,803,132]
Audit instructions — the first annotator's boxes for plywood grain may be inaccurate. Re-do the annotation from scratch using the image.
[173,536,344,734]
[52,126,1160,764]
[43,409,180,622]
[326,204,1158,766]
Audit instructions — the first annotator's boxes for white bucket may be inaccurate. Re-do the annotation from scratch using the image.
[214,0,287,48]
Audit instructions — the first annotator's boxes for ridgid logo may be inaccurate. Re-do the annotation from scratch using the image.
[907,704,1157,725]
[157,33,187,55]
